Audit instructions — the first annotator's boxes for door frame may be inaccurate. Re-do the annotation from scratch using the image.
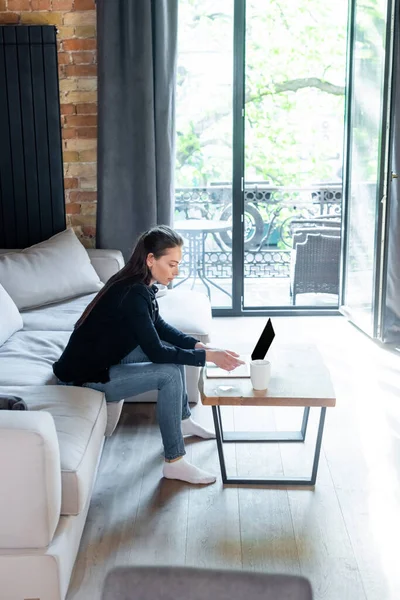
[378,0,400,340]
[214,0,345,318]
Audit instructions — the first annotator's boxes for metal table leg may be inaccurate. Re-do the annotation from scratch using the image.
[212,405,327,486]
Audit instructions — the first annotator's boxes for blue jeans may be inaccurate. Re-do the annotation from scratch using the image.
[60,346,191,460]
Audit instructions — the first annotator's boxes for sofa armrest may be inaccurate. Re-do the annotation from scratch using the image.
[86,248,125,283]
[0,411,61,549]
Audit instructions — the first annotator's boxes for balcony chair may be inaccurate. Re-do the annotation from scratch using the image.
[290,230,341,305]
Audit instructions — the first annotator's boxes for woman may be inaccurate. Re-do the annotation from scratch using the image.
[53,225,243,485]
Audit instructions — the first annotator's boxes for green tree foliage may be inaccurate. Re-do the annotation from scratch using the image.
[176,0,348,187]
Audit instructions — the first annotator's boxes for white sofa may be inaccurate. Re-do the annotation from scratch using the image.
[0,235,212,600]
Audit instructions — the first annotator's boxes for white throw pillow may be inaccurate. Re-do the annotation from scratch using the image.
[0,228,103,310]
[155,284,168,298]
[0,283,23,346]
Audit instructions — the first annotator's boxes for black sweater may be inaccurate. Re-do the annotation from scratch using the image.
[53,281,206,385]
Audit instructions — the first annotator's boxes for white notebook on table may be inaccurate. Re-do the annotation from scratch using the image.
[206,357,251,378]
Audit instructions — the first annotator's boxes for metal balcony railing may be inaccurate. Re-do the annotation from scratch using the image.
[174,183,342,279]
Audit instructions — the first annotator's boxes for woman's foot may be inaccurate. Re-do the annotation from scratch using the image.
[163,457,216,484]
[181,416,216,439]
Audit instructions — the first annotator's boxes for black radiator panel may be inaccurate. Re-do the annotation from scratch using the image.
[0,25,66,249]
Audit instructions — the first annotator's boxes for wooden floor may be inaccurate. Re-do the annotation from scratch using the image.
[67,316,400,600]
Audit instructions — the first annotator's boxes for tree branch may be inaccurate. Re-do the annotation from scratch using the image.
[193,77,344,135]
[246,78,345,103]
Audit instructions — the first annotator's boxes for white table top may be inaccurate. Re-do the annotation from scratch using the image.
[174,219,232,233]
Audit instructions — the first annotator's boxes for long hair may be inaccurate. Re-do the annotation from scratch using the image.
[75,225,183,329]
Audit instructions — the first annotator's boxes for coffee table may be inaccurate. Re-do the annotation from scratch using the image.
[199,343,336,486]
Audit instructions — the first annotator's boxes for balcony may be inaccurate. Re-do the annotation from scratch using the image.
[173,183,342,308]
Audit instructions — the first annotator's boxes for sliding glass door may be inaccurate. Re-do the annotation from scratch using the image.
[341,0,396,336]
[243,0,348,309]
[174,0,348,312]
[173,0,395,319]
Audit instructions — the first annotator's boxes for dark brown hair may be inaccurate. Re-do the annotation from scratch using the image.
[75,225,183,329]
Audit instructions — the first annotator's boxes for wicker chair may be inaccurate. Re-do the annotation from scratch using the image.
[290,232,341,305]
[289,217,341,236]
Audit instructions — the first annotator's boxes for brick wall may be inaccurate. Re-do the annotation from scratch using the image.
[0,0,98,247]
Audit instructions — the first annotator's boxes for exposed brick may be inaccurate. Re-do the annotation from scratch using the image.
[20,11,63,25]
[72,52,96,65]
[0,13,20,23]
[62,38,96,51]
[76,102,97,114]
[77,126,97,138]
[76,77,97,91]
[64,91,97,103]
[57,52,71,65]
[65,114,97,127]
[65,64,97,77]
[69,191,97,203]
[64,177,79,189]
[65,162,96,177]
[81,236,96,249]
[0,0,6,11]
[59,78,78,92]
[82,224,96,238]
[66,202,81,214]
[80,202,97,216]
[31,0,51,9]
[8,0,31,10]
[69,213,96,229]
[60,103,75,115]
[74,25,96,38]
[63,11,95,26]
[62,128,77,139]
[56,26,75,39]
[74,0,95,9]
[79,177,97,190]
[53,0,74,8]
[64,138,96,151]
[63,150,79,162]
[79,148,96,162]
[68,219,80,232]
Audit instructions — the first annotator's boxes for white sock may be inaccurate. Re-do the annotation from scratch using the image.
[181,416,216,439]
[163,457,216,485]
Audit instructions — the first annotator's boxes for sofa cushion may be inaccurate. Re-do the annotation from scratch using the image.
[22,293,96,332]
[158,288,212,336]
[0,330,70,386]
[0,384,107,516]
[0,228,103,311]
[0,283,23,346]
[22,289,212,338]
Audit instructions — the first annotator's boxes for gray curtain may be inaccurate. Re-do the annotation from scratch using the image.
[96,0,178,260]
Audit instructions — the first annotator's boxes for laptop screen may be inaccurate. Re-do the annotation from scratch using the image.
[251,318,275,361]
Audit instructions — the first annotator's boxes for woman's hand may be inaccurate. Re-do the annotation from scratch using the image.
[205,349,245,372]
[195,341,241,360]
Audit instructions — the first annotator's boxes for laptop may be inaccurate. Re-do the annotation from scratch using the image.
[206,318,275,378]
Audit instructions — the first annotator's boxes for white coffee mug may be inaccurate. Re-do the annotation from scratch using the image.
[250,359,271,390]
